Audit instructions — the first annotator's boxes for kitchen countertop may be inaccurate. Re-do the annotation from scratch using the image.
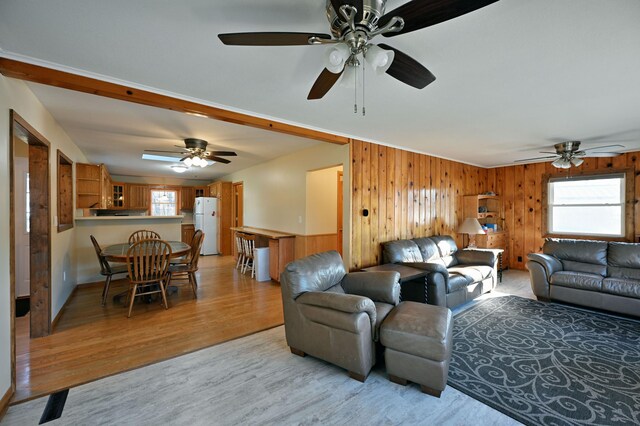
[76,215,184,221]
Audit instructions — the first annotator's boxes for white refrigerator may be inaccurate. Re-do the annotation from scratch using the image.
[194,197,219,255]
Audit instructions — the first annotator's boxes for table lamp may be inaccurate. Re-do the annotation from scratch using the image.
[457,218,485,248]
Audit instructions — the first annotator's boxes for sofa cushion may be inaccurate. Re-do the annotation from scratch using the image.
[544,239,608,276]
[602,278,640,299]
[412,237,440,262]
[448,265,493,284]
[285,250,346,299]
[383,240,423,264]
[446,273,472,293]
[608,242,640,280]
[430,236,458,267]
[549,271,603,292]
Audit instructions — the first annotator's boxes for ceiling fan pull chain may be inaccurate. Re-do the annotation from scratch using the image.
[362,61,366,116]
[354,64,358,114]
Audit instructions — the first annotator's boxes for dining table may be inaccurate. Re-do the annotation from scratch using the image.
[101,240,191,303]
[102,240,191,262]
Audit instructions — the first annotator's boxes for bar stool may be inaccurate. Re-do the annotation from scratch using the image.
[235,232,246,270]
[242,234,256,278]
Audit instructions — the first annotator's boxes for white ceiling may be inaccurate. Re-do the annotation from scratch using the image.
[26,82,319,180]
[1,0,640,167]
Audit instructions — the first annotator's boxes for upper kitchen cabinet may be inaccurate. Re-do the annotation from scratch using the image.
[112,182,126,209]
[127,184,150,210]
[77,163,111,209]
[180,186,195,211]
[194,186,206,198]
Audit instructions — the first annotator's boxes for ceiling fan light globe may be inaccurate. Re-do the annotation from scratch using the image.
[561,159,572,169]
[551,158,564,168]
[366,45,395,75]
[324,43,350,73]
[183,157,193,167]
[339,65,356,88]
[570,157,584,167]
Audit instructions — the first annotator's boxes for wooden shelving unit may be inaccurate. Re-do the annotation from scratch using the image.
[463,194,509,264]
[76,163,102,209]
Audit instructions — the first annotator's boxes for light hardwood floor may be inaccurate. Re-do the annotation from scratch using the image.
[13,255,284,404]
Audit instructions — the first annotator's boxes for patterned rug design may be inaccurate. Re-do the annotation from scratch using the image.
[449,296,640,426]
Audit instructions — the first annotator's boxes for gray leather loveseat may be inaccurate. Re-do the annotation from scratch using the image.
[382,235,498,308]
[527,238,640,317]
[280,250,400,381]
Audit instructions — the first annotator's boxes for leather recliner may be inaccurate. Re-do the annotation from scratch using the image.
[280,250,400,382]
[382,235,498,308]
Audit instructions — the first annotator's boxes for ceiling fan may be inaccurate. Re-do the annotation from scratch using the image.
[514,141,625,169]
[144,138,237,170]
[218,0,500,100]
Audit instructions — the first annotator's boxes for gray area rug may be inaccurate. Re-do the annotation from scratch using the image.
[449,296,640,426]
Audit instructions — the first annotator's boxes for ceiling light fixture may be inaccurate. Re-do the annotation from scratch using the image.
[365,45,395,75]
[324,43,351,73]
[171,164,188,173]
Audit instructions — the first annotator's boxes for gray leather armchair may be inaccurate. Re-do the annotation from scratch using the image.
[281,250,400,382]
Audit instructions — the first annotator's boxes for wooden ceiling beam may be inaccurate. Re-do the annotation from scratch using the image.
[0,58,350,146]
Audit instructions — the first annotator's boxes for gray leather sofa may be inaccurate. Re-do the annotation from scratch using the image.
[280,250,400,382]
[382,235,498,308]
[527,239,640,317]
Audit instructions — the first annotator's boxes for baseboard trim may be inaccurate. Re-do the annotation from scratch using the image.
[0,386,13,421]
[51,285,78,332]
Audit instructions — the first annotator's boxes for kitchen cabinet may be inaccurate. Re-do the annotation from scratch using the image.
[127,184,150,210]
[112,182,126,209]
[180,186,195,211]
[181,224,195,244]
[76,163,111,209]
[194,186,206,198]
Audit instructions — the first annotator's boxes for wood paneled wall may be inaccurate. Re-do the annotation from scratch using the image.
[349,140,488,270]
[349,138,640,272]
[489,152,640,270]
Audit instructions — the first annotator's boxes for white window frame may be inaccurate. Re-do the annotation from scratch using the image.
[150,189,178,217]
[548,173,625,238]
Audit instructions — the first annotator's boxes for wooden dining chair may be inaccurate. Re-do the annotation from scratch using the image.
[90,235,129,306]
[125,239,172,317]
[241,234,256,278]
[235,232,246,270]
[168,230,205,298]
[128,229,161,244]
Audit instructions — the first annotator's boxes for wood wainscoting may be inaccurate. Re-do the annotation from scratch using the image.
[489,152,640,270]
[349,140,489,270]
[295,234,339,259]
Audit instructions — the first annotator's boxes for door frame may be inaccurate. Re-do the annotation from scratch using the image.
[232,181,244,228]
[9,110,53,393]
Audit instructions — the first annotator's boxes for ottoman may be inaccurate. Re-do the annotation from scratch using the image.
[380,301,453,397]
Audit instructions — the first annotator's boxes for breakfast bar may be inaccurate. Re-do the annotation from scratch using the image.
[230,226,295,282]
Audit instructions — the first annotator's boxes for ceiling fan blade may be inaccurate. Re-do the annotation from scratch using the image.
[581,144,625,152]
[218,32,332,46]
[513,155,559,163]
[582,152,622,158]
[378,44,435,89]
[380,0,500,38]
[208,156,231,164]
[206,151,237,156]
[307,68,344,100]
[144,150,186,154]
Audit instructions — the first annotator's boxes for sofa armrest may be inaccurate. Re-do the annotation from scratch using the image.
[527,253,562,277]
[297,291,376,338]
[456,249,497,267]
[341,271,400,305]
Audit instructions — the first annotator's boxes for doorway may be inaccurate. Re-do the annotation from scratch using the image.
[232,182,244,228]
[10,110,52,396]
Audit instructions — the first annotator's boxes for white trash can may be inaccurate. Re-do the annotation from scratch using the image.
[254,247,270,282]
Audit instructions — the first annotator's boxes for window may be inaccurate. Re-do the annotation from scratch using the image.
[548,174,625,237]
[151,190,177,216]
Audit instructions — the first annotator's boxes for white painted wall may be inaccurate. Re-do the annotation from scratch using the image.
[221,143,351,262]
[305,165,342,235]
[0,75,88,398]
